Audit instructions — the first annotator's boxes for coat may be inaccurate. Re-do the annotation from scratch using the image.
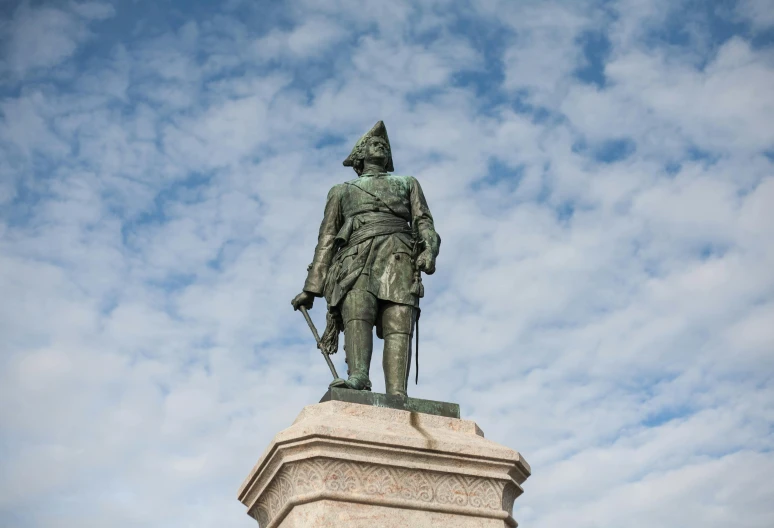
[303,172,441,308]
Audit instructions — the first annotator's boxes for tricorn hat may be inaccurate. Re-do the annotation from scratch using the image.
[343,120,394,175]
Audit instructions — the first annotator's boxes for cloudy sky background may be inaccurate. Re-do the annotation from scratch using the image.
[1,0,773,526]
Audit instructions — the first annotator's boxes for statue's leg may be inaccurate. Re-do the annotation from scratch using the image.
[340,290,378,391]
[381,302,415,397]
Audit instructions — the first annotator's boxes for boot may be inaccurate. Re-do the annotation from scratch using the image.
[343,320,373,391]
[383,332,411,397]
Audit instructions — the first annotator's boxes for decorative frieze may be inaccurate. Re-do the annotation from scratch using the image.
[251,457,511,526]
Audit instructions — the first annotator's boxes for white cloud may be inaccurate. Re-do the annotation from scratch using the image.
[737,0,774,31]
[499,1,596,105]
[69,1,115,20]
[0,91,71,160]
[251,16,345,60]
[1,1,115,79]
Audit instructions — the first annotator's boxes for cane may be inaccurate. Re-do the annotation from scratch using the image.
[299,306,346,386]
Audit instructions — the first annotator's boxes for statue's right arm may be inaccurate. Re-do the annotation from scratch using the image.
[302,185,343,296]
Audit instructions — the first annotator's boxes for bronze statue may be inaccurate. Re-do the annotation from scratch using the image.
[291,121,441,397]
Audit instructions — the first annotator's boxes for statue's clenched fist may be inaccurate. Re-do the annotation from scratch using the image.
[291,291,315,311]
[416,250,436,275]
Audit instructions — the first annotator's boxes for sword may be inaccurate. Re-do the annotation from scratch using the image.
[299,306,346,385]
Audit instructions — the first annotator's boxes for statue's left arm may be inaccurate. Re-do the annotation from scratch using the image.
[409,177,441,274]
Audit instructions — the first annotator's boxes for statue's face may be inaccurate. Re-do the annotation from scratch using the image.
[364,137,390,166]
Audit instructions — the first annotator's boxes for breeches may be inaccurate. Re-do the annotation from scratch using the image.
[340,290,415,338]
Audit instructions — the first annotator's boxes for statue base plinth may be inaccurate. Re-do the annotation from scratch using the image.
[320,387,461,418]
[237,398,530,528]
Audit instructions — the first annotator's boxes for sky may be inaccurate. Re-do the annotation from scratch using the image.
[0,0,773,526]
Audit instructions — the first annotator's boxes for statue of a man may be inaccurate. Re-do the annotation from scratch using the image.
[291,121,441,397]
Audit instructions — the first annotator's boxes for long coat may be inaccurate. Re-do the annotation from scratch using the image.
[303,172,441,308]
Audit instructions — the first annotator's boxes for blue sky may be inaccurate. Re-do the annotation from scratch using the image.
[1,0,773,527]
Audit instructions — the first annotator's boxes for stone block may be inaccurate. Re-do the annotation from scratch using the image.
[238,398,530,527]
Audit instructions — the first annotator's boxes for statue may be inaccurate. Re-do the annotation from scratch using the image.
[291,121,441,397]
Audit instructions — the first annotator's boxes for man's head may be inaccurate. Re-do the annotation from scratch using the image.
[362,136,391,169]
[343,120,394,175]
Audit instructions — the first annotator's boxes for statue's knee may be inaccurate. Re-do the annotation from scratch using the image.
[341,291,378,325]
[381,304,415,336]
[383,332,411,345]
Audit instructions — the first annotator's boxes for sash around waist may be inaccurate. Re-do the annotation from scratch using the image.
[334,211,412,248]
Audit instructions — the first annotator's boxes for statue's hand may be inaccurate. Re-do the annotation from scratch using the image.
[291,291,315,311]
[416,250,436,275]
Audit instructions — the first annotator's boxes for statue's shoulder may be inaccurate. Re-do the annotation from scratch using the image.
[387,173,415,181]
[387,174,418,191]
[326,182,347,196]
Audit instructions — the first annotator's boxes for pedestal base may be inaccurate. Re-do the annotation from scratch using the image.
[238,396,530,528]
[282,500,513,527]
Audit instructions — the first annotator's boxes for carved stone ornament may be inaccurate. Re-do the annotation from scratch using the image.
[238,401,530,528]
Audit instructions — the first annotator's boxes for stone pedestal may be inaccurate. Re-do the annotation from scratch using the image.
[237,392,530,527]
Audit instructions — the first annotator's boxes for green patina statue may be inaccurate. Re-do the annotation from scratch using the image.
[291,121,441,397]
